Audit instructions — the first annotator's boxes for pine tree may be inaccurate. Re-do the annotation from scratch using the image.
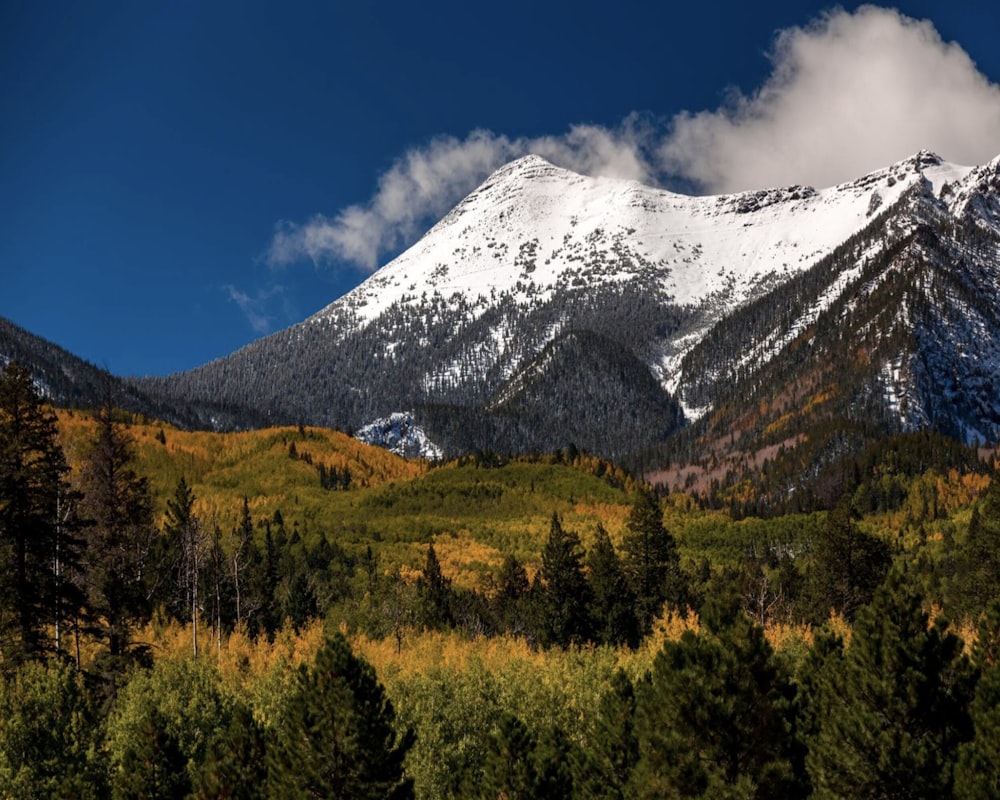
[77,387,156,660]
[630,594,803,799]
[471,713,538,800]
[573,669,639,799]
[267,632,413,799]
[536,514,593,648]
[416,544,453,629]
[802,498,891,623]
[954,600,1000,799]
[0,361,84,665]
[949,479,1000,621]
[586,523,639,648]
[163,476,205,657]
[806,569,975,798]
[190,703,268,800]
[492,553,532,638]
[620,487,687,632]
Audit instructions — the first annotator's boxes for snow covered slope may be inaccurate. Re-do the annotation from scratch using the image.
[137,149,1000,474]
[314,152,965,328]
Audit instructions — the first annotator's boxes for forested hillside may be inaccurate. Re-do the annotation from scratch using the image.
[3,361,1000,797]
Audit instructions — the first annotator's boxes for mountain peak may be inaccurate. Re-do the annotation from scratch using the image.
[507,153,557,170]
[484,153,567,185]
[906,149,944,169]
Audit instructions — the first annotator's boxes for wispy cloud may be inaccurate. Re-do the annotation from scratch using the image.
[225,284,285,334]
[266,120,657,272]
[269,6,1000,272]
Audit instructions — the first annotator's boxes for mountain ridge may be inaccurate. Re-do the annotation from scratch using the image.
[8,148,999,501]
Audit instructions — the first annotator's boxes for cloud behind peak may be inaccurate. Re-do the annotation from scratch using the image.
[269,6,1000,273]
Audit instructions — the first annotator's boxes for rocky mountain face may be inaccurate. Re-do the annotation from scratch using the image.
[118,150,1000,482]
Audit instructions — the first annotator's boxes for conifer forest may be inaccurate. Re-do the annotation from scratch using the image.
[3,359,1000,799]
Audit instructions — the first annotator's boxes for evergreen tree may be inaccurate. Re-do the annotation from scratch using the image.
[536,514,593,647]
[471,713,538,800]
[802,498,891,623]
[586,523,639,648]
[230,497,255,629]
[190,703,268,800]
[77,388,156,660]
[470,713,574,800]
[163,476,206,656]
[630,594,803,799]
[949,479,1000,621]
[806,569,975,798]
[267,632,413,799]
[416,543,453,629]
[955,600,1000,799]
[105,658,235,800]
[245,519,281,638]
[492,553,532,638]
[0,362,83,665]
[620,487,686,632]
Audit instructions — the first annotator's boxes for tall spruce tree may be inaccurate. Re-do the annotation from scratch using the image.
[77,386,156,660]
[630,594,803,799]
[620,487,686,632]
[416,543,453,630]
[0,362,84,665]
[267,632,413,799]
[492,553,532,638]
[573,669,639,799]
[586,523,639,648]
[163,476,206,656]
[536,514,592,648]
[806,569,975,799]
[802,498,891,623]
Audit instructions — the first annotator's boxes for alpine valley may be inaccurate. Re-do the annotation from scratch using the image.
[6,150,1000,503]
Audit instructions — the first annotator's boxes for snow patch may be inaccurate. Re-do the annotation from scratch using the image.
[354,412,444,460]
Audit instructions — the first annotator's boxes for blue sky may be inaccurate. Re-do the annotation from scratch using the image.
[3,2,1000,376]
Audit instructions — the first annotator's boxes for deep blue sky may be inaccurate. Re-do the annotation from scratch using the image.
[2,1,998,376]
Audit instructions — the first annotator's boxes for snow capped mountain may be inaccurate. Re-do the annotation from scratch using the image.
[314,151,957,327]
[135,149,1000,484]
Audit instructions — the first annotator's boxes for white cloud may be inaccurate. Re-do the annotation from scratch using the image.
[269,6,1000,271]
[661,5,1000,193]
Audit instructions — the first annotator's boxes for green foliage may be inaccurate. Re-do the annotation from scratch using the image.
[267,633,413,799]
[955,600,1000,799]
[631,595,803,799]
[105,658,238,799]
[468,712,576,799]
[948,478,1000,621]
[806,569,975,798]
[416,544,453,630]
[573,669,638,800]
[801,499,892,623]
[189,703,268,800]
[0,660,106,799]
